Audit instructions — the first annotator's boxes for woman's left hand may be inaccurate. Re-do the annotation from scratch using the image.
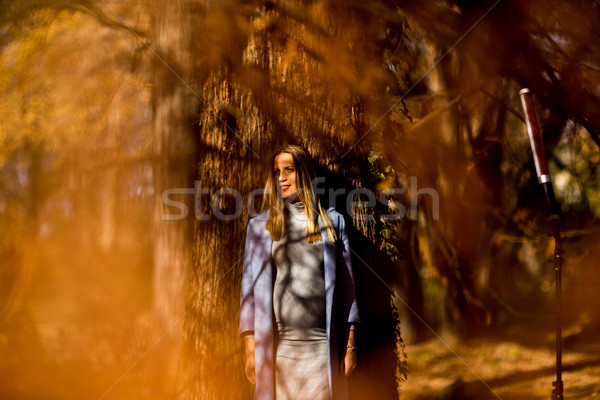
[343,347,357,377]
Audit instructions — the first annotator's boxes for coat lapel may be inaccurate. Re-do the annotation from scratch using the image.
[318,211,337,340]
[253,215,275,400]
[320,210,344,400]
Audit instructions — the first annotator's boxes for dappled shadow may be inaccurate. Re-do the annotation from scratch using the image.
[440,357,600,400]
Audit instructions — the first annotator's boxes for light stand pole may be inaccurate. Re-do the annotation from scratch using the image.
[519,88,564,400]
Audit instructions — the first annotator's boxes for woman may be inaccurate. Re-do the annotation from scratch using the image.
[239,144,360,400]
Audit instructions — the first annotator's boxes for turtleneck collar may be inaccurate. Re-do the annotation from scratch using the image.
[284,191,301,203]
[283,192,306,215]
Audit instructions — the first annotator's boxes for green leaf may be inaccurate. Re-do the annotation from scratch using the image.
[368,151,381,163]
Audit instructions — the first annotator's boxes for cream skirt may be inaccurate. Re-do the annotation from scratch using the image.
[275,338,330,400]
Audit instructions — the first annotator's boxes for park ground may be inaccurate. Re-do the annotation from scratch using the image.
[400,318,600,400]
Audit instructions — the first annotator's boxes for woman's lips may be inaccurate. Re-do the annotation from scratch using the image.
[280,185,290,191]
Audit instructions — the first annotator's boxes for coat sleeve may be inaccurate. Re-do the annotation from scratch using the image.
[239,219,255,336]
[338,215,361,325]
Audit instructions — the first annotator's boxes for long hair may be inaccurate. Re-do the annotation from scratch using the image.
[261,144,337,243]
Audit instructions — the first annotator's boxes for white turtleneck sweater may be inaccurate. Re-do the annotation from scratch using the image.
[272,197,327,342]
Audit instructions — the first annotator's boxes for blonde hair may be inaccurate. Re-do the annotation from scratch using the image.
[261,144,337,243]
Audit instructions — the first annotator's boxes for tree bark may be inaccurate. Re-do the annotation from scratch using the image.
[150,0,199,395]
[179,2,407,398]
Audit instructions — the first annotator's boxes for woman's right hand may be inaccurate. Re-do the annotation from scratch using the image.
[244,337,256,384]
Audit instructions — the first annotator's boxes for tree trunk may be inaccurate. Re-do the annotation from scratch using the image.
[150,0,199,395]
[179,2,406,398]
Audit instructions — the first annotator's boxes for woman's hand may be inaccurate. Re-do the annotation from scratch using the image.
[343,347,357,377]
[244,337,256,384]
[343,328,357,377]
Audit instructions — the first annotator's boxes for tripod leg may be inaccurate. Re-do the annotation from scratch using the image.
[551,245,563,400]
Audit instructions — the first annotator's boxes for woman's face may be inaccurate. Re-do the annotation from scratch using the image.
[274,152,297,199]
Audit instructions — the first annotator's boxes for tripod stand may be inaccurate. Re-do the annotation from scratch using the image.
[519,88,564,400]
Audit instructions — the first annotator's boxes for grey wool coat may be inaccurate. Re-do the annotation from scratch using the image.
[239,207,360,400]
